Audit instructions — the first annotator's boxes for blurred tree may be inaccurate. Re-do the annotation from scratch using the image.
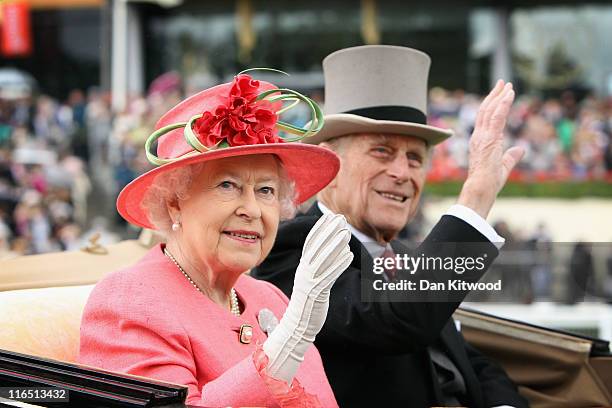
[515,42,583,94]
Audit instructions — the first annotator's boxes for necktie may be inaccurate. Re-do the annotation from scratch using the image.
[382,247,397,280]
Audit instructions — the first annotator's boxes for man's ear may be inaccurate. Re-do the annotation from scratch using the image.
[319,142,333,151]
[321,146,341,191]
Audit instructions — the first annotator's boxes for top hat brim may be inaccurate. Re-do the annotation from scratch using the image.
[302,114,453,146]
[116,143,339,230]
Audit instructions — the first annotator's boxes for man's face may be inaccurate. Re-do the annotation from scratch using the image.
[321,133,428,243]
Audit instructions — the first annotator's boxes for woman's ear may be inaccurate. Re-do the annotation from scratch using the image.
[166,197,181,224]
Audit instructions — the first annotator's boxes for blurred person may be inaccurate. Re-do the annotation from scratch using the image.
[12,201,31,245]
[12,190,43,252]
[451,93,482,169]
[528,223,553,300]
[113,147,137,193]
[56,222,81,251]
[147,71,182,100]
[60,155,91,226]
[0,99,13,127]
[29,203,54,254]
[7,125,28,148]
[578,106,607,176]
[567,242,594,304]
[557,91,578,154]
[606,249,612,303]
[0,220,18,260]
[46,198,73,227]
[0,125,11,146]
[429,87,461,118]
[549,150,573,179]
[428,138,464,181]
[57,99,75,139]
[79,73,353,407]
[67,89,86,129]
[571,128,604,178]
[147,83,182,124]
[33,95,70,150]
[446,128,470,170]
[605,133,612,172]
[493,220,532,303]
[541,98,563,124]
[523,115,560,174]
[253,46,528,408]
[505,96,530,136]
[85,88,118,222]
[27,164,48,195]
[11,96,33,129]
[67,89,89,160]
[0,148,16,186]
[85,87,112,171]
[456,94,480,133]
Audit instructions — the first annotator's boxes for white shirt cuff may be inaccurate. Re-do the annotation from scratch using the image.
[445,204,505,249]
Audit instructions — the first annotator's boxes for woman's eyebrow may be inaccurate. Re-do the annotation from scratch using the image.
[214,171,279,184]
[257,176,280,184]
[214,171,240,180]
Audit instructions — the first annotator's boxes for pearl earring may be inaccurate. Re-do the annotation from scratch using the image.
[172,221,181,231]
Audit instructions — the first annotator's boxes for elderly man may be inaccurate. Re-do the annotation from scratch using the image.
[253,45,528,408]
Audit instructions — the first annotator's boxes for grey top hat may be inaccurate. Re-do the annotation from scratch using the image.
[304,45,453,145]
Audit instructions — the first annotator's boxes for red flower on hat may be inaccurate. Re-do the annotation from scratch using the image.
[192,74,282,148]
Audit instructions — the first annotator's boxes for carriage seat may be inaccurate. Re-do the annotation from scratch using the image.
[0,285,94,362]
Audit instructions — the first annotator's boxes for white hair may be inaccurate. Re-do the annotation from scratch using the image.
[141,157,297,234]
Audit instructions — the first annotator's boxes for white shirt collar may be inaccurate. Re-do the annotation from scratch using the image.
[317,201,389,257]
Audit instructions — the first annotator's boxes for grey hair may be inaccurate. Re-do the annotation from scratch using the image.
[141,158,297,234]
[323,135,352,153]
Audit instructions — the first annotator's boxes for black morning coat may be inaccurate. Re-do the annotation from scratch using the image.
[252,204,529,408]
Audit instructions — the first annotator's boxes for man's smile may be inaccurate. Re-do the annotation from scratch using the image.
[374,190,409,203]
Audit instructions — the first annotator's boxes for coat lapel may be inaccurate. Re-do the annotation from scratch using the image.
[439,320,484,408]
[304,203,370,272]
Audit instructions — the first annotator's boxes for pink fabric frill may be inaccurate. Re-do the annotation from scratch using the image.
[252,344,323,408]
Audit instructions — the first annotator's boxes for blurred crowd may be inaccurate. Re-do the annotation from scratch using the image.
[0,87,143,259]
[1,77,612,263]
[428,88,612,182]
[465,221,612,304]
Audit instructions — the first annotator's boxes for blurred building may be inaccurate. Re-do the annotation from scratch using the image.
[0,0,103,99]
[3,1,612,107]
[109,0,612,111]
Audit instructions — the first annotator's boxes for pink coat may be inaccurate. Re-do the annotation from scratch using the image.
[79,244,338,407]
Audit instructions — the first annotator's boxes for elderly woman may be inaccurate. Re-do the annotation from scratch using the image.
[79,74,353,407]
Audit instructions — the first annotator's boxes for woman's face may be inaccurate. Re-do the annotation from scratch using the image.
[172,154,282,274]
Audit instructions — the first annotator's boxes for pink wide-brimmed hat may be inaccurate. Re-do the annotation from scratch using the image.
[117,72,339,230]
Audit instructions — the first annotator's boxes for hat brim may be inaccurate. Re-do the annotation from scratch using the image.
[302,113,453,146]
[117,143,339,230]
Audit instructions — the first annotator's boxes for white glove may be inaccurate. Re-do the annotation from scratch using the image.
[263,213,353,384]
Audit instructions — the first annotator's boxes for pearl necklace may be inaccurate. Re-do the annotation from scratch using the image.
[164,248,240,316]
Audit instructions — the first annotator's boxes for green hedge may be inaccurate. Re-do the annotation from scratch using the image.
[424,181,612,198]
